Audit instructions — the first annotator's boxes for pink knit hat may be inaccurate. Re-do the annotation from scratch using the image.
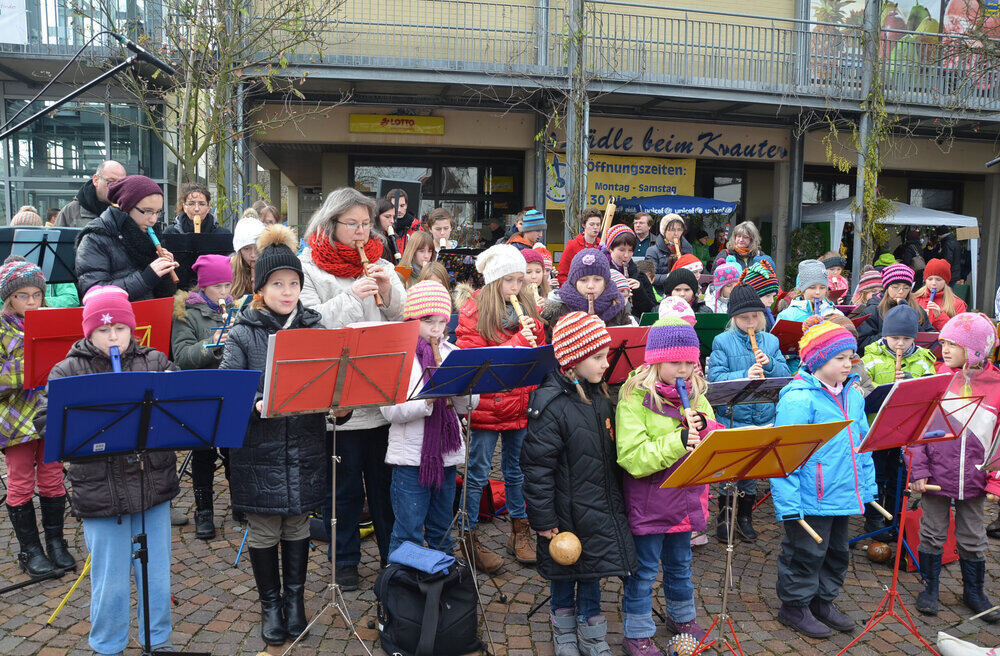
[403,281,452,320]
[940,312,996,367]
[604,224,636,247]
[658,295,696,326]
[521,248,545,267]
[881,263,915,289]
[82,286,136,337]
[192,254,234,288]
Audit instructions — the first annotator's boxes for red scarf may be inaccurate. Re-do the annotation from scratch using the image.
[307,233,383,278]
[733,246,751,257]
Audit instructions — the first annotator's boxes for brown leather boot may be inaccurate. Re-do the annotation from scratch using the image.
[456,529,502,574]
[509,518,537,565]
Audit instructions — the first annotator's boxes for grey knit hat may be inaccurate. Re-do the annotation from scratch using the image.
[796,259,829,291]
[0,255,46,302]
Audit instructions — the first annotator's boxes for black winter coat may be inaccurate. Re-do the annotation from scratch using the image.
[856,296,935,352]
[523,372,636,581]
[612,258,656,319]
[41,339,180,519]
[164,211,232,236]
[75,206,176,301]
[219,303,327,515]
[938,233,964,282]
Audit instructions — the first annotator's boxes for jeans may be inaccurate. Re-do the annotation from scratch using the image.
[388,465,457,555]
[622,532,695,638]
[776,515,849,606]
[334,426,395,566]
[551,579,602,621]
[2,439,64,506]
[464,429,527,528]
[82,501,172,655]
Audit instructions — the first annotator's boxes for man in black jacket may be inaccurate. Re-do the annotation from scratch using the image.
[55,160,126,227]
[936,225,966,284]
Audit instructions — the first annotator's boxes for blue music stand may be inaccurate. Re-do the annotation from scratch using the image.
[42,368,259,656]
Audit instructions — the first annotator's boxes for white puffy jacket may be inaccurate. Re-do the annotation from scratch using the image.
[299,247,407,431]
[381,340,479,467]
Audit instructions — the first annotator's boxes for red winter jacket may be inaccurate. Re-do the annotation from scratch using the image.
[915,289,967,332]
[557,233,601,286]
[456,292,546,431]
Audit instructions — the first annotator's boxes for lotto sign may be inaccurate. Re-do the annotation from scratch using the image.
[546,152,694,210]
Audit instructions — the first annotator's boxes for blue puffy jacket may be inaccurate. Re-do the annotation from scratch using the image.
[707,328,791,427]
[769,371,877,521]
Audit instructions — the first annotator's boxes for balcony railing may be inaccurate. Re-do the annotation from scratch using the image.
[7,0,1000,112]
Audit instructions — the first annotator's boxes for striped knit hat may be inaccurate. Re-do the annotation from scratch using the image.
[645,317,700,365]
[521,209,546,232]
[855,267,882,293]
[610,270,631,295]
[671,253,703,273]
[881,263,915,289]
[0,256,45,302]
[403,281,452,320]
[532,243,554,270]
[605,224,636,247]
[740,260,779,297]
[552,311,611,370]
[798,319,857,373]
[713,256,742,290]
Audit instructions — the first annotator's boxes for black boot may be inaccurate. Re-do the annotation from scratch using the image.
[715,494,732,543]
[193,486,216,540]
[915,551,941,615]
[863,504,885,535]
[249,545,288,645]
[38,495,76,571]
[281,538,310,640]
[6,501,56,577]
[736,494,758,542]
[988,517,1000,539]
[959,558,1000,624]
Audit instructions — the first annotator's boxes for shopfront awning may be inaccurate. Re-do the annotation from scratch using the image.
[617,194,738,216]
[801,198,980,306]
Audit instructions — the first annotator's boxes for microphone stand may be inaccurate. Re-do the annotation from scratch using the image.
[0,55,139,141]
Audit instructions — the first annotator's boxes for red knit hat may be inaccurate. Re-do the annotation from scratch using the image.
[671,253,703,273]
[552,311,611,370]
[521,247,545,267]
[923,258,951,284]
[532,244,554,270]
[82,286,136,337]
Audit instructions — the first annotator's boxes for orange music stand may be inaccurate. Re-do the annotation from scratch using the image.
[662,420,849,656]
[838,371,990,656]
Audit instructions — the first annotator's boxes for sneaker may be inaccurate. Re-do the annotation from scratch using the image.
[691,532,709,546]
[809,599,855,633]
[335,564,359,592]
[778,603,832,639]
[663,617,707,642]
[623,637,664,656]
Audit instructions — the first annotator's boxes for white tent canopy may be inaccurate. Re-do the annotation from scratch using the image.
[801,199,979,306]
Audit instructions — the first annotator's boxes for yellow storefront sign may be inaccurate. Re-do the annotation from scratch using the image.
[546,152,694,209]
[349,114,445,135]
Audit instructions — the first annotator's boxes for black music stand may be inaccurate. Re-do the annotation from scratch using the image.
[160,233,235,290]
[415,344,557,652]
[0,226,81,283]
[41,369,259,656]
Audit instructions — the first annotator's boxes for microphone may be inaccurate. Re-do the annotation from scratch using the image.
[109,32,176,77]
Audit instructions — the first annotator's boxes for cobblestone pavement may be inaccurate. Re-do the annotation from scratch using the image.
[2,461,998,656]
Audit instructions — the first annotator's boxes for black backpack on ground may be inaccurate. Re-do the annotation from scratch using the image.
[374,559,485,656]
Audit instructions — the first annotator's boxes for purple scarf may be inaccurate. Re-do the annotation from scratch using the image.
[416,337,462,489]
[559,278,625,322]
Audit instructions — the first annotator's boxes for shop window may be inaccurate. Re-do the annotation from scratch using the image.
[802,180,852,205]
[442,167,477,194]
[713,176,743,204]
[353,166,433,196]
[909,186,957,212]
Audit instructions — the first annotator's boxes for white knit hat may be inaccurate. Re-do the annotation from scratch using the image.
[476,244,526,285]
[233,216,266,252]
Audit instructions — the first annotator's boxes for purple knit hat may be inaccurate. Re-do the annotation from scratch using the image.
[107,175,163,214]
[940,312,996,367]
[568,249,611,286]
[881,263,915,289]
[645,316,700,364]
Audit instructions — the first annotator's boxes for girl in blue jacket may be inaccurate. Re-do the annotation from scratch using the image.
[707,284,790,543]
[771,317,876,640]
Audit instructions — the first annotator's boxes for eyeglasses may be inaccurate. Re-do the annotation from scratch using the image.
[184,200,209,208]
[98,175,121,186]
[337,220,373,231]
[135,207,164,219]
[12,291,43,302]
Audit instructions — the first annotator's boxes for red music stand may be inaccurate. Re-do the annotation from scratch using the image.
[603,326,650,384]
[837,371,987,656]
[662,420,850,655]
[258,321,419,655]
[770,319,803,354]
[23,298,173,389]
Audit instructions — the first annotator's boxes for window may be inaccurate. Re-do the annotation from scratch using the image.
[909,186,958,212]
[802,178,853,205]
[5,101,107,178]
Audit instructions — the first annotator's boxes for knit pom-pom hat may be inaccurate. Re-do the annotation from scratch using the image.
[671,253,703,273]
[476,244,526,285]
[645,316,700,365]
[254,224,302,292]
[658,295,696,326]
[403,280,452,320]
[740,259,779,298]
[880,263,915,289]
[940,312,996,367]
[605,223,636,247]
[82,285,136,337]
[552,311,611,370]
[799,319,857,373]
[532,243,554,270]
[713,256,742,290]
